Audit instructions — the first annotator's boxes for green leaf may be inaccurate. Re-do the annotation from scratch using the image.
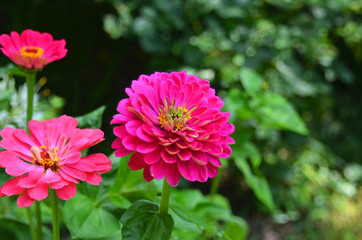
[233,141,261,168]
[233,153,275,211]
[240,68,263,97]
[225,216,249,240]
[120,200,173,240]
[0,218,31,240]
[256,93,309,135]
[110,154,158,201]
[0,63,26,77]
[63,193,121,239]
[109,193,132,209]
[170,206,231,240]
[76,105,106,129]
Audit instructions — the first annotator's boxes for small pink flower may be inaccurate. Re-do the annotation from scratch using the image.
[111,71,234,186]
[0,29,67,70]
[0,115,112,208]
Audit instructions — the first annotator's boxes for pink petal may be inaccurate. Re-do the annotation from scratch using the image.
[41,169,61,183]
[177,149,192,161]
[49,179,69,189]
[0,127,33,159]
[112,138,134,157]
[63,151,82,164]
[136,141,159,153]
[122,135,140,151]
[136,126,156,142]
[125,120,142,135]
[17,190,35,208]
[165,163,181,187]
[0,176,25,196]
[0,151,36,176]
[85,172,102,185]
[80,153,112,173]
[150,160,167,180]
[143,164,154,182]
[191,151,208,165]
[206,154,222,167]
[143,148,162,164]
[59,165,86,181]
[56,182,77,200]
[161,151,177,164]
[27,182,48,201]
[128,152,145,170]
[207,164,218,178]
[177,160,208,182]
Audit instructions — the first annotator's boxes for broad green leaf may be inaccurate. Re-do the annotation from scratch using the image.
[225,216,249,240]
[233,141,261,168]
[110,154,158,201]
[233,153,275,211]
[120,200,173,240]
[76,105,106,129]
[170,206,231,240]
[240,68,263,97]
[109,193,132,209]
[63,193,121,239]
[223,88,253,121]
[0,219,29,240]
[256,93,309,135]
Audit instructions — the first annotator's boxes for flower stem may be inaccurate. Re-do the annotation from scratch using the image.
[210,172,222,195]
[35,201,43,240]
[25,72,39,239]
[159,178,171,215]
[25,72,36,124]
[26,208,36,240]
[50,189,60,240]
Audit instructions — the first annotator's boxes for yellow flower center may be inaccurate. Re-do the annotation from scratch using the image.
[19,46,44,58]
[31,145,60,172]
[157,99,195,131]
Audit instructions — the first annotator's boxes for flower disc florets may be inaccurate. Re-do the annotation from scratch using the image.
[111,71,235,186]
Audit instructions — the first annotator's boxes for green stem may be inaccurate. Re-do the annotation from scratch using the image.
[210,171,222,195]
[35,202,43,240]
[159,179,171,215]
[25,72,36,124]
[25,72,39,239]
[50,189,60,240]
[26,208,36,240]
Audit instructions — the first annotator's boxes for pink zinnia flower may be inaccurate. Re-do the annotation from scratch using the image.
[0,29,67,70]
[0,115,112,208]
[111,71,235,186]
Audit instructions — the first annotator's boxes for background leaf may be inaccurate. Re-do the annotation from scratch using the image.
[63,193,121,239]
[120,200,173,240]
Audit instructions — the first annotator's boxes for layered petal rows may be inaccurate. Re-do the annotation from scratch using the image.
[0,29,67,70]
[0,115,112,207]
[111,71,234,186]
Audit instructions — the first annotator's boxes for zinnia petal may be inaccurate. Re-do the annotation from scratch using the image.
[0,29,67,70]
[0,115,112,207]
[111,71,234,186]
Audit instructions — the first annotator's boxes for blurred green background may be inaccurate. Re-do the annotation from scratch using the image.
[0,0,361,239]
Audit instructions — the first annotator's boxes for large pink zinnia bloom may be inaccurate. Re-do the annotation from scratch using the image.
[111,71,235,186]
[0,29,67,70]
[0,115,112,208]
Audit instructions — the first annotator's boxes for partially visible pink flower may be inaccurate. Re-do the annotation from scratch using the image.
[0,29,67,70]
[111,71,235,187]
[0,115,112,208]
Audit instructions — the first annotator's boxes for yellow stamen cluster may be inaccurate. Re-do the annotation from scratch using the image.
[157,99,196,131]
[19,46,44,58]
[31,145,60,172]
